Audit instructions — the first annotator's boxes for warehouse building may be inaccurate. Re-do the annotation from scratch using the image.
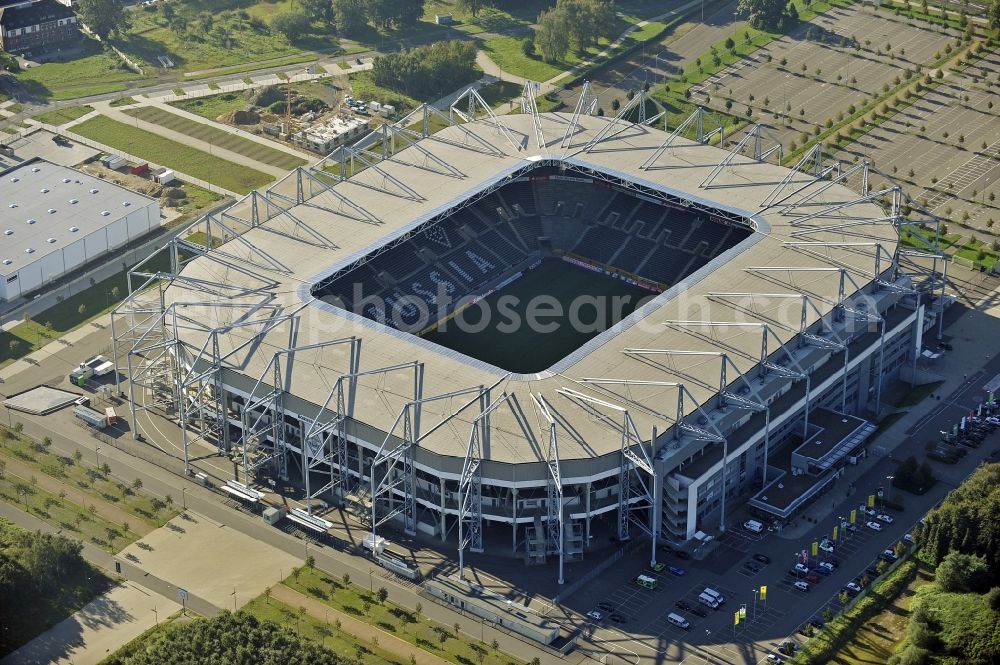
[0,158,159,301]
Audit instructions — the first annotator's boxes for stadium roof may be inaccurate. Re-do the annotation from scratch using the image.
[166,110,900,465]
[0,158,154,276]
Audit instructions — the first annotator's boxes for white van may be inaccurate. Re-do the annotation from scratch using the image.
[703,587,726,604]
[743,519,764,533]
[667,612,690,629]
[793,580,810,592]
[698,592,720,609]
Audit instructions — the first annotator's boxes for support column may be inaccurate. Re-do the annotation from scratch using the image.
[585,482,592,546]
[357,444,364,487]
[439,478,447,542]
[511,487,518,554]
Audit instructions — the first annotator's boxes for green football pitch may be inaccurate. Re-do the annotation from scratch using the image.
[421,259,655,373]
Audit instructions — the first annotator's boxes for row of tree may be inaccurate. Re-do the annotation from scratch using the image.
[103,611,343,665]
[736,0,803,32]
[534,0,616,63]
[371,40,478,101]
[915,462,1000,582]
[892,455,936,494]
[298,0,425,33]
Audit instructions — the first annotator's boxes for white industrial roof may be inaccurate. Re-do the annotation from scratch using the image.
[164,111,900,464]
[0,158,155,276]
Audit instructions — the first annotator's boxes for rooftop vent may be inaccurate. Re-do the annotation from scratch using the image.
[41,188,49,194]
[100,210,110,216]
[26,219,35,225]
[31,167,40,173]
[89,188,99,194]
[69,226,79,232]
[1,259,10,266]
[25,248,34,254]
[9,177,18,183]
[47,208,57,214]
[8,203,16,209]
[62,178,71,183]
[46,238,56,244]
[69,199,78,204]
[122,201,131,207]
[3,230,12,236]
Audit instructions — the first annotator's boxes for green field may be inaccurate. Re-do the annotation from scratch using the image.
[123,106,305,170]
[170,91,248,119]
[421,259,654,373]
[119,0,337,77]
[71,115,273,193]
[33,105,94,126]
[15,39,147,101]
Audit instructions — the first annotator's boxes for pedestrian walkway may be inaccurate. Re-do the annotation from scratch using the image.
[270,584,451,665]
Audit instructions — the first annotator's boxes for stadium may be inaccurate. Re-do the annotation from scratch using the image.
[114,90,936,579]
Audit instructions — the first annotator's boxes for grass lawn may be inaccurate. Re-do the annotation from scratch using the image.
[123,106,306,170]
[183,54,317,81]
[896,381,944,408]
[0,517,112,657]
[481,35,571,82]
[119,1,337,77]
[109,96,139,107]
[170,91,248,120]
[243,597,405,665]
[15,39,148,101]
[0,249,171,368]
[825,562,934,665]
[0,431,180,531]
[477,80,523,109]
[33,105,94,126]
[283,567,525,665]
[953,237,1000,269]
[349,71,419,115]
[182,230,224,248]
[899,223,961,250]
[337,60,352,70]
[71,115,273,193]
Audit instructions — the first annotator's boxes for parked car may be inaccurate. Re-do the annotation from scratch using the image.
[809,618,825,629]
[744,562,761,573]
[650,562,667,572]
[903,532,913,543]
[674,550,691,560]
[805,573,821,584]
[866,566,880,577]
[586,610,605,621]
[793,563,809,575]
[793,580,810,592]
[819,540,835,554]
[753,553,772,565]
[846,581,862,593]
[876,513,894,524]
[866,520,883,531]
[842,585,859,598]
[690,607,708,618]
[818,561,836,573]
[881,548,899,562]
[609,613,626,624]
[675,600,692,611]
[766,655,784,664]
[597,601,614,612]
[668,565,686,576]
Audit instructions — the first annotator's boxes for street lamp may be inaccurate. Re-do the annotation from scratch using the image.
[369,568,374,593]
[182,486,187,510]
[886,476,894,503]
[96,446,101,466]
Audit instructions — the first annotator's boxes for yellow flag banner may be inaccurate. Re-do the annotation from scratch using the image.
[734,611,740,626]
[868,494,876,508]
[760,585,767,601]
[850,509,857,524]
[811,541,818,556]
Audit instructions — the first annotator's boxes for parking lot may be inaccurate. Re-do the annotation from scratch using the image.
[832,50,1000,230]
[695,4,961,147]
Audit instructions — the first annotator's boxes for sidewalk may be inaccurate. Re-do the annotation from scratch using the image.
[270,584,451,665]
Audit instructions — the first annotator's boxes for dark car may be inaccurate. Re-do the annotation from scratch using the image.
[866,566,880,578]
[809,618,825,630]
[674,550,691,560]
[690,607,708,618]
[596,601,614,613]
[609,613,626,624]
[658,545,674,555]
[753,553,771,565]
[744,562,761,573]
[805,573,822,584]
[675,600,692,611]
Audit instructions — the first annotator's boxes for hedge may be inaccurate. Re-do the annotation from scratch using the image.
[791,558,918,664]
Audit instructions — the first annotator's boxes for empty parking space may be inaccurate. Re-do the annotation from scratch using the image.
[694,5,961,147]
[833,51,1000,230]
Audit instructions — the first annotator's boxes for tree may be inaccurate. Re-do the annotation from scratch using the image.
[536,7,570,63]
[989,0,1000,29]
[458,0,492,17]
[301,0,333,24]
[306,554,316,568]
[724,37,736,51]
[376,586,388,603]
[271,11,312,42]
[343,572,350,585]
[937,551,993,593]
[332,0,366,35]
[521,37,536,57]
[737,0,786,31]
[132,478,143,492]
[78,0,132,41]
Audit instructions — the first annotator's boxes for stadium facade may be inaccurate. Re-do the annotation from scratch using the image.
[114,90,945,578]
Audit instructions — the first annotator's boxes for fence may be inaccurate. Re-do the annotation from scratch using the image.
[548,540,636,608]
